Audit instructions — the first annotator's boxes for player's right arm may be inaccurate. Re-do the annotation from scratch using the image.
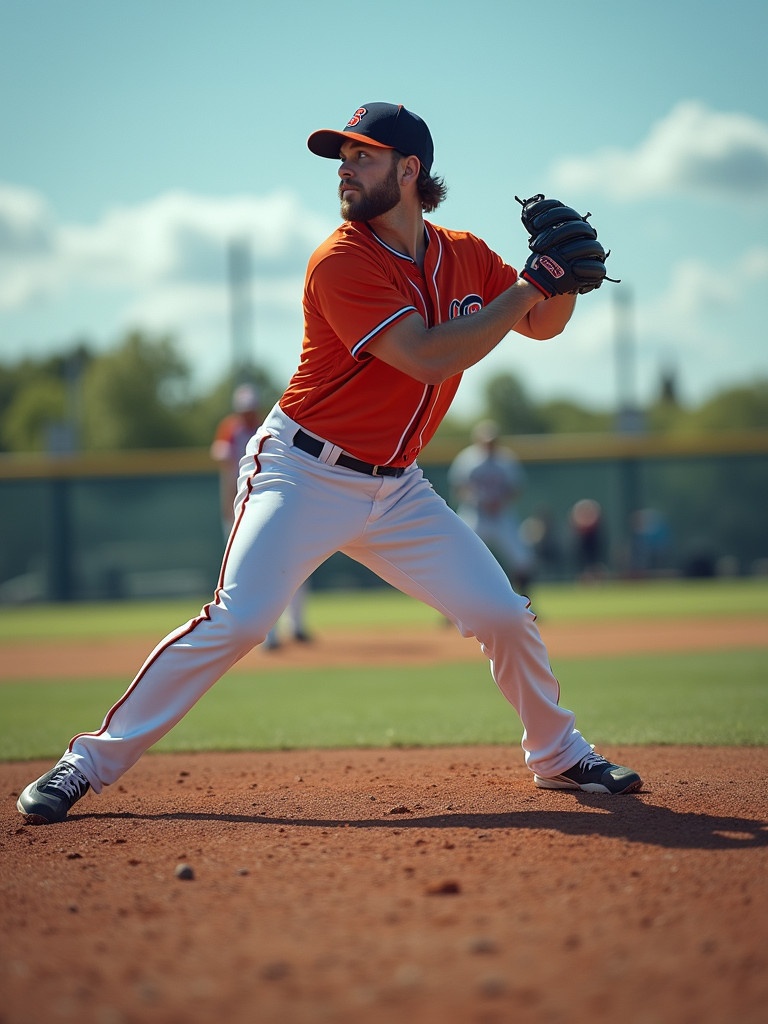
[368,278,562,384]
[308,225,575,387]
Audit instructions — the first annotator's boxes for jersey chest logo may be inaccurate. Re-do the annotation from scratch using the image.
[448,294,483,318]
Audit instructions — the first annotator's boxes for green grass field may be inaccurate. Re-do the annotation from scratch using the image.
[2,576,766,641]
[1,579,766,760]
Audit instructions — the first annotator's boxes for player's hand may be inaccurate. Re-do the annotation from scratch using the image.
[515,194,619,298]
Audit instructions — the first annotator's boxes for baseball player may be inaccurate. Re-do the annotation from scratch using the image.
[17,101,642,826]
[211,383,312,648]
[449,420,535,597]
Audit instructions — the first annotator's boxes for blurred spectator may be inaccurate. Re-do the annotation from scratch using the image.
[569,498,607,580]
[521,503,563,581]
[630,507,672,576]
[210,383,264,530]
[448,420,535,596]
[211,383,312,649]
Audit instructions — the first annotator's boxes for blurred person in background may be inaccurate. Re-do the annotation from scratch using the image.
[211,383,312,648]
[569,498,607,580]
[629,507,672,577]
[520,503,564,582]
[449,420,535,597]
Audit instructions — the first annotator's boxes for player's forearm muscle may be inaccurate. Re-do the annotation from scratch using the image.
[524,292,576,339]
[368,281,575,383]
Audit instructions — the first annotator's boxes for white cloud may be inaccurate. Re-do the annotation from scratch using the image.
[0,183,337,388]
[2,178,765,409]
[740,245,768,281]
[118,272,308,390]
[0,184,336,310]
[552,102,768,201]
[628,248,768,404]
[643,247,768,332]
[456,245,768,417]
[60,190,333,287]
[0,184,54,252]
[0,184,60,306]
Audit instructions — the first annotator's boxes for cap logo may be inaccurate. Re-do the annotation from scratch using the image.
[346,107,367,129]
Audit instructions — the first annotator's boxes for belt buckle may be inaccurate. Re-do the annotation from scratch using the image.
[371,465,381,476]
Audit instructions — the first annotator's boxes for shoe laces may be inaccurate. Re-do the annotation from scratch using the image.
[47,764,89,799]
[576,751,609,772]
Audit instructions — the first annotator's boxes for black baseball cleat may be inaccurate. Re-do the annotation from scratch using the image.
[534,751,642,794]
[17,761,91,824]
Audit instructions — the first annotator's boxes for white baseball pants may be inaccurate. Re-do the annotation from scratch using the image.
[64,405,591,789]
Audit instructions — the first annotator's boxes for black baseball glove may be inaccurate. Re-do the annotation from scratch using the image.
[515,194,619,298]
[517,194,588,239]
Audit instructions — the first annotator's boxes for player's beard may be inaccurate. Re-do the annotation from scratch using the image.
[339,161,401,222]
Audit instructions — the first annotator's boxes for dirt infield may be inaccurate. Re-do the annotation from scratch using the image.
[2,618,767,1024]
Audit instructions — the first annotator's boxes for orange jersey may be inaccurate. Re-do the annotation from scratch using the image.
[279,220,518,467]
[210,412,261,470]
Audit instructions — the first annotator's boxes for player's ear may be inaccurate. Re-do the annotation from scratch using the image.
[400,155,421,185]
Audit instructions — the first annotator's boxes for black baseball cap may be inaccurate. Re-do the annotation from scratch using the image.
[307,102,434,174]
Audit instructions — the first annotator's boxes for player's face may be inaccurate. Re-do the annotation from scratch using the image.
[338,144,401,222]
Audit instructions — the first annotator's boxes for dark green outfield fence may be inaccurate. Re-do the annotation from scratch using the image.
[1,432,766,602]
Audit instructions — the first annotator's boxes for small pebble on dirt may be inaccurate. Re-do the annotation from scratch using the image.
[478,975,507,998]
[467,936,498,954]
[425,879,461,895]
[261,961,291,981]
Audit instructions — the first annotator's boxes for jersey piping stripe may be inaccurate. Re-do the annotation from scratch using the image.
[350,305,417,359]
[405,277,430,321]
[427,225,443,308]
[382,231,444,464]
[402,385,437,462]
[412,380,443,454]
[67,434,272,753]
[382,381,432,465]
[355,222,431,353]
[369,279,431,464]
[368,226,422,262]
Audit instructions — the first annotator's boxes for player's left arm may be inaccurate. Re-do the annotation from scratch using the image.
[513,292,577,340]
[512,193,619,336]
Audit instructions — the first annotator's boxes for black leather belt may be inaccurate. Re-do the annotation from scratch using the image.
[293,429,405,478]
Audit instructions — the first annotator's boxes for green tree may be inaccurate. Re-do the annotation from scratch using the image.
[0,344,93,452]
[483,373,548,434]
[685,381,768,432]
[80,331,194,450]
[3,341,766,454]
[1,377,68,452]
[538,399,612,434]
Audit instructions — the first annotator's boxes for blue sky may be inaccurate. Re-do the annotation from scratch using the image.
[2,0,767,418]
